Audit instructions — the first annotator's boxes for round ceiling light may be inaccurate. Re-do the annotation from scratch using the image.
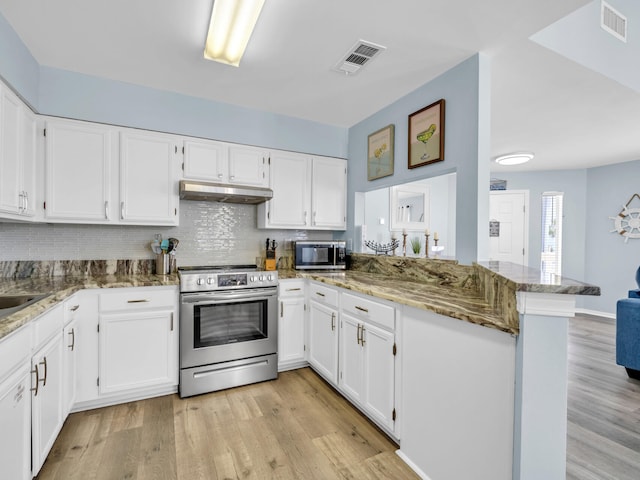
[494,152,534,165]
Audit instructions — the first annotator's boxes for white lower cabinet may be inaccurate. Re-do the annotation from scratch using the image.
[0,324,32,480]
[98,286,178,397]
[339,292,397,434]
[278,279,306,371]
[31,304,65,476]
[308,299,339,385]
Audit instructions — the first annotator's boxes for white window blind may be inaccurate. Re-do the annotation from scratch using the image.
[540,192,563,282]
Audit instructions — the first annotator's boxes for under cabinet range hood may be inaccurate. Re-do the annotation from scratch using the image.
[179,180,273,204]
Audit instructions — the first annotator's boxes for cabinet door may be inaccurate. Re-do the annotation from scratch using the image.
[278,296,306,368]
[119,131,178,225]
[45,119,112,221]
[0,365,31,480]
[0,85,22,214]
[228,145,268,187]
[362,322,395,431]
[339,313,364,403]
[311,156,347,230]
[183,138,228,182]
[20,109,36,217]
[308,300,338,384]
[32,332,64,476]
[62,318,78,417]
[73,292,100,405]
[99,309,177,395]
[263,151,311,228]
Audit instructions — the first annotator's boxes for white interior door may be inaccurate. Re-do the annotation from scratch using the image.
[489,191,529,265]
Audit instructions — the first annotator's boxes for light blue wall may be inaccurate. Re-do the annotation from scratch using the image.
[0,11,39,108]
[345,54,490,265]
[585,160,640,314]
[38,67,348,157]
[491,170,588,282]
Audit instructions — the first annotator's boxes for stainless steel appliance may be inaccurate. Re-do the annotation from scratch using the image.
[178,265,278,397]
[294,240,347,270]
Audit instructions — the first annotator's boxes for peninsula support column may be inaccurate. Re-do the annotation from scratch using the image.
[512,292,575,480]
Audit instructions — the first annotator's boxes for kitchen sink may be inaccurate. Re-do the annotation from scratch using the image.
[0,293,49,320]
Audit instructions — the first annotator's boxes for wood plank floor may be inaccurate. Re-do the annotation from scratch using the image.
[567,313,640,480]
[36,313,640,480]
[36,367,419,480]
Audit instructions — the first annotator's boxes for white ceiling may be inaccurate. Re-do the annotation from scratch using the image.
[1,0,639,172]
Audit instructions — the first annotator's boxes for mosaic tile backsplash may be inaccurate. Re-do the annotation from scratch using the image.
[0,201,332,266]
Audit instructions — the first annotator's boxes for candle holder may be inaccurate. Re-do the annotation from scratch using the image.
[402,233,408,257]
[424,234,430,258]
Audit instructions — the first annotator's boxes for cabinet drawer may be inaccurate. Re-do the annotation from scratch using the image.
[341,292,394,331]
[32,303,64,349]
[0,325,32,382]
[279,279,305,297]
[308,282,338,307]
[99,287,176,312]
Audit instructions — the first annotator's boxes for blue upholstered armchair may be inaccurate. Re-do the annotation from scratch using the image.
[616,289,640,380]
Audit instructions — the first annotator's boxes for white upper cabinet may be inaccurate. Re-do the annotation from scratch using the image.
[182,138,228,182]
[44,118,179,225]
[44,118,114,222]
[0,84,36,218]
[311,156,347,230]
[119,130,179,225]
[182,139,268,188]
[228,145,268,187]
[259,150,311,228]
[258,152,346,230]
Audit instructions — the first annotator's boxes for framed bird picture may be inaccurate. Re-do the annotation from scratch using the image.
[408,99,445,169]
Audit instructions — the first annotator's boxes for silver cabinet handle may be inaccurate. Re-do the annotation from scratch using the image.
[170,312,174,331]
[120,201,125,219]
[127,299,150,303]
[218,173,223,179]
[361,326,366,345]
[331,312,336,331]
[286,288,301,292]
[230,175,235,180]
[313,211,317,225]
[355,306,369,313]
[40,356,48,386]
[18,192,24,212]
[304,211,308,225]
[31,365,40,396]
[105,201,109,219]
[357,323,362,345]
[70,304,80,312]
[24,191,28,212]
[280,301,284,318]
[68,328,75,351]
[315,292,325,297]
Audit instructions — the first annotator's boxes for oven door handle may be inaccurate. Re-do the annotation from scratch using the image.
[181,288,277,304]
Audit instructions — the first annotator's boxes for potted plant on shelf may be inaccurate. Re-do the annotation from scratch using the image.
[410,236,421,256]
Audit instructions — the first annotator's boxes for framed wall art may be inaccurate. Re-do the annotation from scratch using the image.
[408,99,445,169]
[367,124,395,180]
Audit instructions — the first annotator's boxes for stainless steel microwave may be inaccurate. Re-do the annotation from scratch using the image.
[294,241,346,270]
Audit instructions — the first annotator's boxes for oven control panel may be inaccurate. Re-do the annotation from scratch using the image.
[180,270,278,292]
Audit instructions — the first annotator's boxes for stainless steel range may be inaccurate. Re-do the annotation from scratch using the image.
[178,265,278,398]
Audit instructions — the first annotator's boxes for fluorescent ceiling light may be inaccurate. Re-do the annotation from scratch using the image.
[494,152,534,166]
[204,0,265,67]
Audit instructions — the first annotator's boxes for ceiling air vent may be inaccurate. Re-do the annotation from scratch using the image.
[601,1,627,43]
[333,40,386,75]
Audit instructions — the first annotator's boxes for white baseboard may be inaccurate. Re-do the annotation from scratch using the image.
[395,450,432,480]
[575,308,615,319]
[278,360,309,372]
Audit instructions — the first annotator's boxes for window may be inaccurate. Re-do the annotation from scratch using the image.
[540,192,563,282]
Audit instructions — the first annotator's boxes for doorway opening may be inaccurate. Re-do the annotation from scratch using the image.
[540,192,563,282]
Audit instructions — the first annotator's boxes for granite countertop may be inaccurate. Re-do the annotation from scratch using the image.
[298,270,514,333]
[0,273,179,340]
